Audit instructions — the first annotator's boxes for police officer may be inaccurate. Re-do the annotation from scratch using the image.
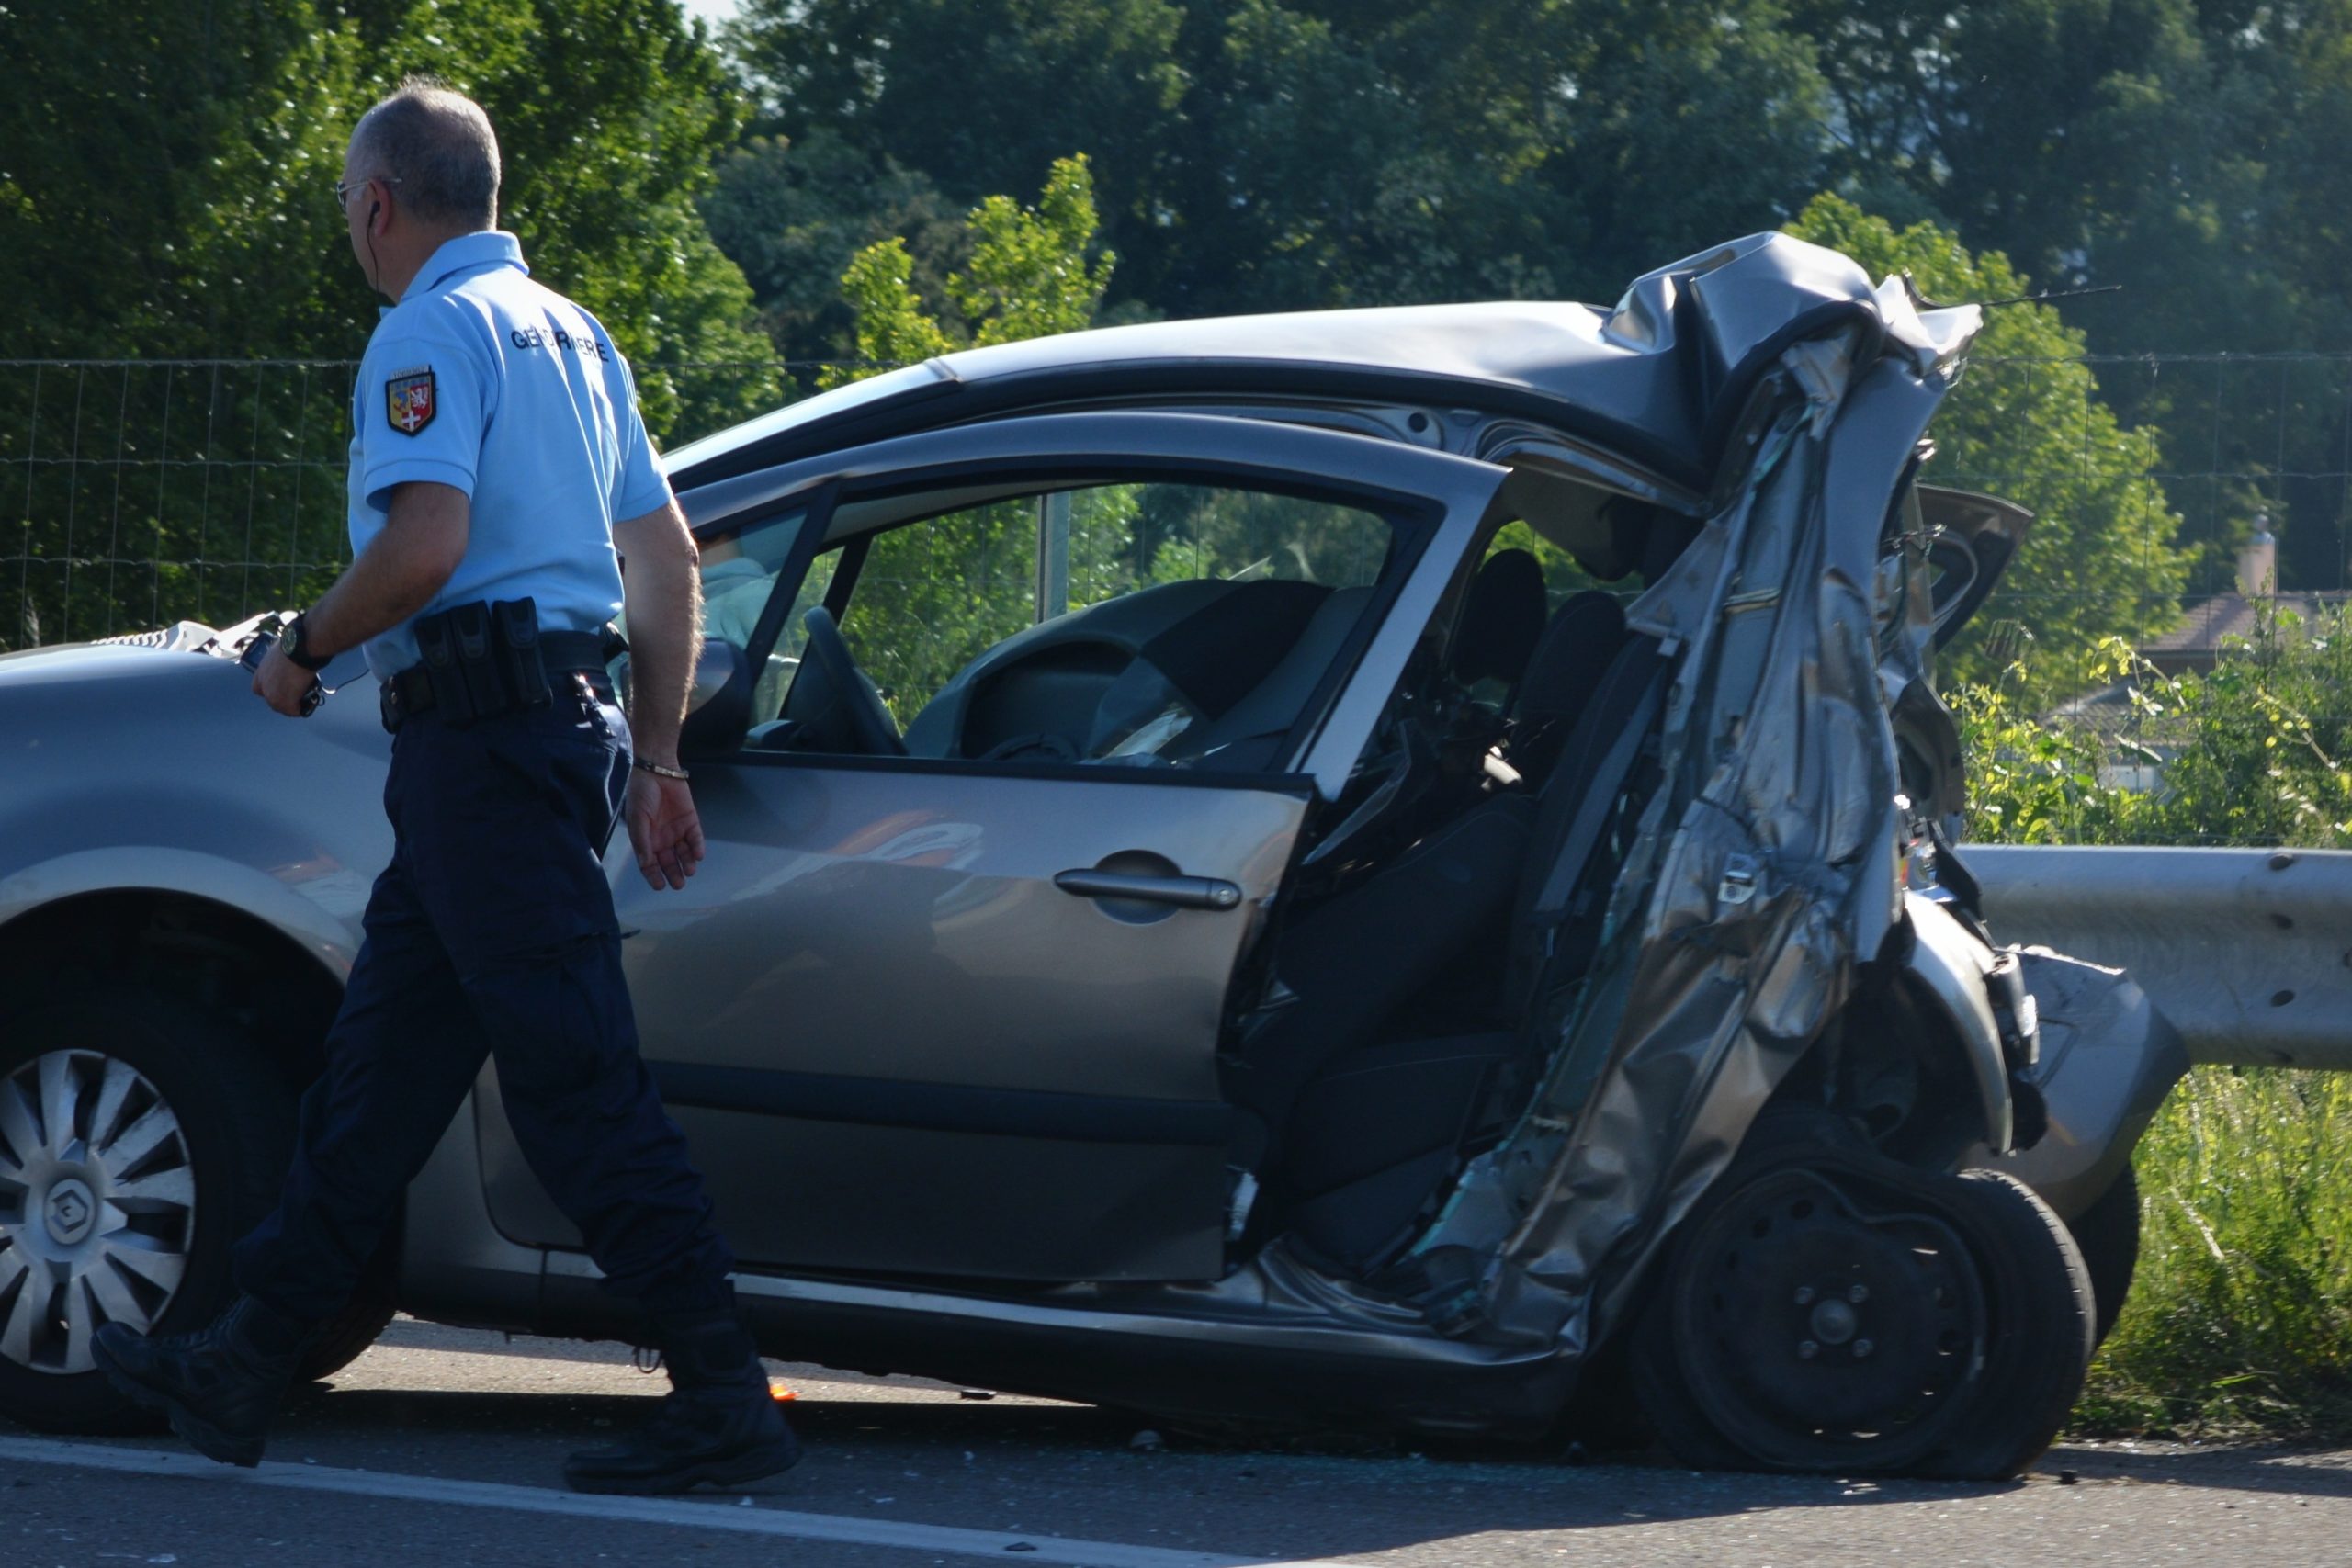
[92,78,797,1497]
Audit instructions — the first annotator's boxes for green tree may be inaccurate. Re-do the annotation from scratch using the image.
[725,0,1835,321]
[826,154,1115,376]
[700,129,963,367]
[0,0,771,439]
[822,156,1124,711]
[0,0,773,648]
[1788,195,2191,690]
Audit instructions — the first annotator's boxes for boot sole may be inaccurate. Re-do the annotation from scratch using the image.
[91,1337,266,1470]
[564,1433,802,1495]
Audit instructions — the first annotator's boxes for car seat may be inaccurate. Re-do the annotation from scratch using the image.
[1507,591,1629,784]
[1231,613,1673,1271]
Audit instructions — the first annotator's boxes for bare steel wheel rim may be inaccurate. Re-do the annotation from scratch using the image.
[1673,1167,1984,1472]
[0,1050,196,1374]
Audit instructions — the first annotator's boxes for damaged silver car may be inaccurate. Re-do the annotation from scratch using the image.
[0,232,2185,1477]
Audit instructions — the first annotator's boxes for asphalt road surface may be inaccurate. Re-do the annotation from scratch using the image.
[5,1319,2349,1568]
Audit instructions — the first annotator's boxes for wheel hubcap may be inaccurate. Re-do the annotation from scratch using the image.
[0,1051,197,1375]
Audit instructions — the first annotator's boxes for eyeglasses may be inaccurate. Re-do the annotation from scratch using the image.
[332,175,402,212]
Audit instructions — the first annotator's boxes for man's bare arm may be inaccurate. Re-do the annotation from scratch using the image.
[251,480,469,716]
[308,481,471,655]
[612,498,703,767]
[614,497,707,889]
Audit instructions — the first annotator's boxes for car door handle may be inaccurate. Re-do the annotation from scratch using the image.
[1053,869,1245,911]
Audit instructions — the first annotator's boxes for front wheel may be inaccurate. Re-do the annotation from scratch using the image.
[1633,1151,2093,1480]
[0,993,297,1433]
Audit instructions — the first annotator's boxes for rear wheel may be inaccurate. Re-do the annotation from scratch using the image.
[0,994,296,1433]
[1633,1143,2092,1480]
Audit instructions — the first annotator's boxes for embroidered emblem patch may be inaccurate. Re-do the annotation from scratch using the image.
[385,368,436,435]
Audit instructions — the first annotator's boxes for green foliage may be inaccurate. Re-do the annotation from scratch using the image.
[732,0,1837,317]
[1788,196,2191,691]
[2082,1062,2352,1438]
[823,155,1114,387]
[828,239,956,385]
[723,2,2352,602]
[0,0,770,648]
[701,129,962,365]
[1945,647,2155,846]
[1957,608,2352,852]
[0,0,768,440]
[817,156,1119,714]
[951,158,1118,348]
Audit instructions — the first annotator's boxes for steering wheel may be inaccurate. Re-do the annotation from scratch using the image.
[800,605,906,756]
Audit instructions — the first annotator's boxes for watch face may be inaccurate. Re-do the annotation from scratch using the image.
[281,619,306,666]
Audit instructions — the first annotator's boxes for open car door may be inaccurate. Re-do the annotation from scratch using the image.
[479,412,1505,1282]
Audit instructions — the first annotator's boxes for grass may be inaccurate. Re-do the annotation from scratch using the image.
[2076,1066,2352,1438]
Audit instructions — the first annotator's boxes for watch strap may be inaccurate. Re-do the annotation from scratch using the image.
[282,614,332,671]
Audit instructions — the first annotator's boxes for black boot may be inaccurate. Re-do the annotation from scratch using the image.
[563,1306,800,1495]
[92,1295,316,1468]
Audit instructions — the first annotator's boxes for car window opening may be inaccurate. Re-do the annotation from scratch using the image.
[1218,461,1704,1281]
[695,479,1405,772]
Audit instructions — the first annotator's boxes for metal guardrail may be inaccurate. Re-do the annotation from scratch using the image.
[1968,845,2352,1069]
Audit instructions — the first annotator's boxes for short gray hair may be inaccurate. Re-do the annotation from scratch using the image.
[351,76,501,229]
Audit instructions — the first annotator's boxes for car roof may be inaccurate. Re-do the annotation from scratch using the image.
[665,231,1977,494]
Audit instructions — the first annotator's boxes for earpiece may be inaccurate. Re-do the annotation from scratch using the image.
[368,200,380,227]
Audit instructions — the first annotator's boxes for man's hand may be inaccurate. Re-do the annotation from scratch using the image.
[626,770,707,891]
[251,642,322,717]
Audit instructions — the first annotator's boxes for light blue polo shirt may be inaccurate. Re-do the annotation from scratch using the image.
[346,231,673,676]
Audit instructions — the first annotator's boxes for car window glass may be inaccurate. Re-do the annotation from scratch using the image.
[810,480,1395,768]
[756,546,839,720]
[682,505,818,721]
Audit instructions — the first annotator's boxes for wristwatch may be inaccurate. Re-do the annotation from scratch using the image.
[279,613,332,672]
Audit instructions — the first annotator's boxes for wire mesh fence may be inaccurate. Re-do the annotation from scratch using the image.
[0,359,870,650]
[7,351,2352,656]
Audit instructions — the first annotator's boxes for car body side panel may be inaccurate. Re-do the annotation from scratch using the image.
[483,765,1310,1280]
[0,649,390,979]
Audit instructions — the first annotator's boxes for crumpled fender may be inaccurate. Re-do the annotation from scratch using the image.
[1900,891,2014,1155]
[1982,949,2188,1218]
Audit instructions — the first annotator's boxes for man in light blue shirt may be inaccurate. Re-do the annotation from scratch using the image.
[94,76,797,1498]
[341,225,668,677]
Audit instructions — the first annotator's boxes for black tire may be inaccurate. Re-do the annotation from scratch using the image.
[0,993,296,1434]
[1631,1142,2092,1479]
[1555,1332,1659,1455]
[1918,1169,2095,1481]
[2064,1164,2141,1348]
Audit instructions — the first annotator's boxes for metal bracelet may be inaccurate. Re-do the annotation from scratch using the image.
[631,757,691,782]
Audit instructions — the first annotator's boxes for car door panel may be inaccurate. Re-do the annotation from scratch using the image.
[473,413,1509,1284]
[483,766,1305,1280]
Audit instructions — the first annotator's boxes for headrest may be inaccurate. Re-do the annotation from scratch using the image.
[1452,547,1548,685]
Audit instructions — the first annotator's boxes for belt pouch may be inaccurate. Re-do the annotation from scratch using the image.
[450,602,505,720]
[492,597,551,710]
[414,607,478,725]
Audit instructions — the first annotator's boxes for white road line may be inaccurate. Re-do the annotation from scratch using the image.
[0,1435,1371,1568]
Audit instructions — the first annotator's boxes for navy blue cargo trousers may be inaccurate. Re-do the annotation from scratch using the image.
[232,677,734,1323]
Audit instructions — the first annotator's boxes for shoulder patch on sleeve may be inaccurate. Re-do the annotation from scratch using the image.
[385,367,437,435]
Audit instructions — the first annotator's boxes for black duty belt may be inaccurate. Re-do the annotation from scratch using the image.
[381,629,613,733]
